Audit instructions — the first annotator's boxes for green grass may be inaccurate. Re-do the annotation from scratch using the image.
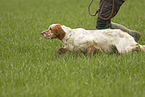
[0,0,145,97]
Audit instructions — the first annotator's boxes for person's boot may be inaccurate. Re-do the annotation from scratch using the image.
[111,22,141,42]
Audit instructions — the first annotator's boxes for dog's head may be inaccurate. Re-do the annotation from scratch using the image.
[41,24,66,40]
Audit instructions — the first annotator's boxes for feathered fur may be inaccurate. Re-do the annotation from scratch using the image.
[41,24,145,56]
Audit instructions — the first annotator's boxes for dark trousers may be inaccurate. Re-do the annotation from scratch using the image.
[96,0,124,29]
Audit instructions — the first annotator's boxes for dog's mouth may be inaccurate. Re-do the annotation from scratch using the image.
[41,33,53,39]
[41,33,46,37]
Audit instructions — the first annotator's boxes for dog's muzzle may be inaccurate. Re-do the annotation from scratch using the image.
[41,32,46,37]
[41,32,53,39]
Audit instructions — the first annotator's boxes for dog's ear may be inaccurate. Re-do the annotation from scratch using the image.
[53,24,66,40]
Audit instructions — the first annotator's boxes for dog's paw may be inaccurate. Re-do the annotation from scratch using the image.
[55,47,68,56]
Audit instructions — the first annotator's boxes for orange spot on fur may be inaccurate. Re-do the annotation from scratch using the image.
[51,24,66,40]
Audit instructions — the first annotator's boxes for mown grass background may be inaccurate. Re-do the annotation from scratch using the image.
[0,0,145,97]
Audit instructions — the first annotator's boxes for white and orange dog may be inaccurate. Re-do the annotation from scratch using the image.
[41,24,145,56]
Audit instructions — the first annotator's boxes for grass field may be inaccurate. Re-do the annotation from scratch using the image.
[0,0,145,97]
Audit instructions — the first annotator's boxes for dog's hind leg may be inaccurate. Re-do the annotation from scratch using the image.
[139,45,145,52]
[131,43,140,52]
[116,43,140,54]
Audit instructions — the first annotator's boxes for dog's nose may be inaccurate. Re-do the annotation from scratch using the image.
[41,32,44,35]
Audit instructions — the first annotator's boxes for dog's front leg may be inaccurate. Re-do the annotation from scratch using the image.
[55,47,68,56]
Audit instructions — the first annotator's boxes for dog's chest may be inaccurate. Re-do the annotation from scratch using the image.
[62,29,95,51]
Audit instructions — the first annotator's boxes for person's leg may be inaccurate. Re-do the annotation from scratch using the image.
[96,0,124,29]
[96,0,112,29]
[111,22,141,42]
[96,0,141,41]
[110,0,141,41]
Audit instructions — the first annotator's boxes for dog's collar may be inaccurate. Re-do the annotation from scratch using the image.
[66,34,72,42]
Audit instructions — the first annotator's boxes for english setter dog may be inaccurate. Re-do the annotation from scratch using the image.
[41,24,145,56]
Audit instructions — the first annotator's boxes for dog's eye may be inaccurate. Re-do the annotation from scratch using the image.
[50,27,52,30]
